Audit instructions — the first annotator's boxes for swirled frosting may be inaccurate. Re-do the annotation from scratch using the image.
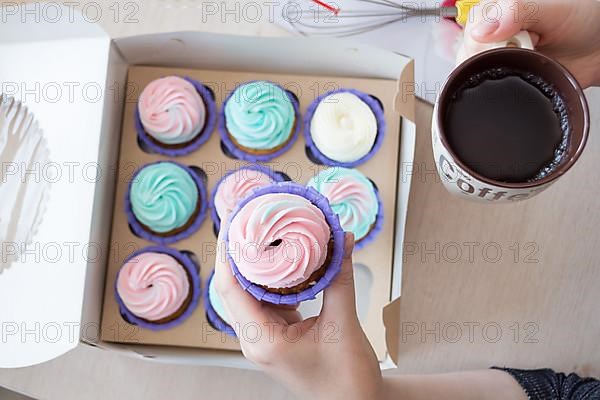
[138,76,206,145]
[117,252,190,321]
[208,274,231,325]
[224,81,295,150]
[130,162,199,234]
[310,92,377,163]
[308,167,378,241]
[214,168,276,221]
[228,193,331,288]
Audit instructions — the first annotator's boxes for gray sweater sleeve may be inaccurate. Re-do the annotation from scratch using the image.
[492,367,600,400]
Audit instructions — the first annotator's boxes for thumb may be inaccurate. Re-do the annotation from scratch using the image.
[466,0,539,44]
[321,232,356,321]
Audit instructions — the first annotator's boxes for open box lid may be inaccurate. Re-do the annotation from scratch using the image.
[0,5,111,368]
[0,4,415,368]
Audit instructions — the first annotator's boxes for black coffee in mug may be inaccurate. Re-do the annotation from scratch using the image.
[445,68,570,183]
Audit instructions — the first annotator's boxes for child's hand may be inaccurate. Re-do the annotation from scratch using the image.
[464,0,600,88]
[214,231,382,400]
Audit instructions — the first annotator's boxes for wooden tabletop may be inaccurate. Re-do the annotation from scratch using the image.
[395,91,599,377]
[1,2,598,398]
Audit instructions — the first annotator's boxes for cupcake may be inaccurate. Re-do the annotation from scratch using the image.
[126,161,207,244]
[225,182,344,304]
[205,270,236,336]
[307,167,383,249]
[136,76,216,156]
[304,89,385,167]
[219,81,299,162]
[211,165,286,233]
[115,246,201,330]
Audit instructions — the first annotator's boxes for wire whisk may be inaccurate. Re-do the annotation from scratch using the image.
[287,0,467,38]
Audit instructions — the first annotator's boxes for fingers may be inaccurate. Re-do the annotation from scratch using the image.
[263,305,303,325]
[321,232,357,322]
[467,0,517,42]
[293,316,319,336]
[466,0,540,43]
[213,225,275,333]
[457,0,540,64]
[215,227,358,339]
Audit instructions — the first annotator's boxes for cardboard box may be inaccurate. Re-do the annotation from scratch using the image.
[0,4,415,369]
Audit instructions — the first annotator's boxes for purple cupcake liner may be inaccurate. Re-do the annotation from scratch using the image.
[126,161,208,245]
[304,88,386,167]
[354,183,384,250]
[224,182,345,304]
[204,270,237,337]
[115,245,201,331]
[210,164,289,234]
[135,76,217,157]
[218,81,300,162]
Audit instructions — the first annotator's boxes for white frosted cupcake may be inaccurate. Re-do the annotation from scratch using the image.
[304,89,385,167]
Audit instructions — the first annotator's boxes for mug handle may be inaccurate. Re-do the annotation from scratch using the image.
[456,30,534,65]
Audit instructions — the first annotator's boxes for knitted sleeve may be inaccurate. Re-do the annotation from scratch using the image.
[492,367,600,400]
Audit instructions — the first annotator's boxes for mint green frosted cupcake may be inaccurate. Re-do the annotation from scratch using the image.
[307,167,382,248]
[127,161,207,242]
[219,81,299,162]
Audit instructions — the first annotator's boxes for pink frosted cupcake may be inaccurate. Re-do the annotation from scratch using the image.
[211,165,286,233]
[136,76,216,156]
[115,246,200,330]
[225,183,344,304]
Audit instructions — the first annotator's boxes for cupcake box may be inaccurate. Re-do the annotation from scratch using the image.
[1,6,416,371]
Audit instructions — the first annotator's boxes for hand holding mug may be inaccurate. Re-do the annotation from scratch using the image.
[463,0,600,88]
[432,1,591,203]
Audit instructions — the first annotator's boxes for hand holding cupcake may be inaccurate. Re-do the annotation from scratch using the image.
[224,182,344,304]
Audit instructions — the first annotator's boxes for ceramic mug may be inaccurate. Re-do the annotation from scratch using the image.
[432,32,590,203]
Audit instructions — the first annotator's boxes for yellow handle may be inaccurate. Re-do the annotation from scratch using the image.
[455,0,481,27]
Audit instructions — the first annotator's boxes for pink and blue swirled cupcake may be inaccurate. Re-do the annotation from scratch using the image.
[126,161,207,244]
[307,167,383,249]
[115,246,201,330]
[210,165,287,233]
[136,76,216,156]
[225,182,344,304]
[219,81,299,162]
